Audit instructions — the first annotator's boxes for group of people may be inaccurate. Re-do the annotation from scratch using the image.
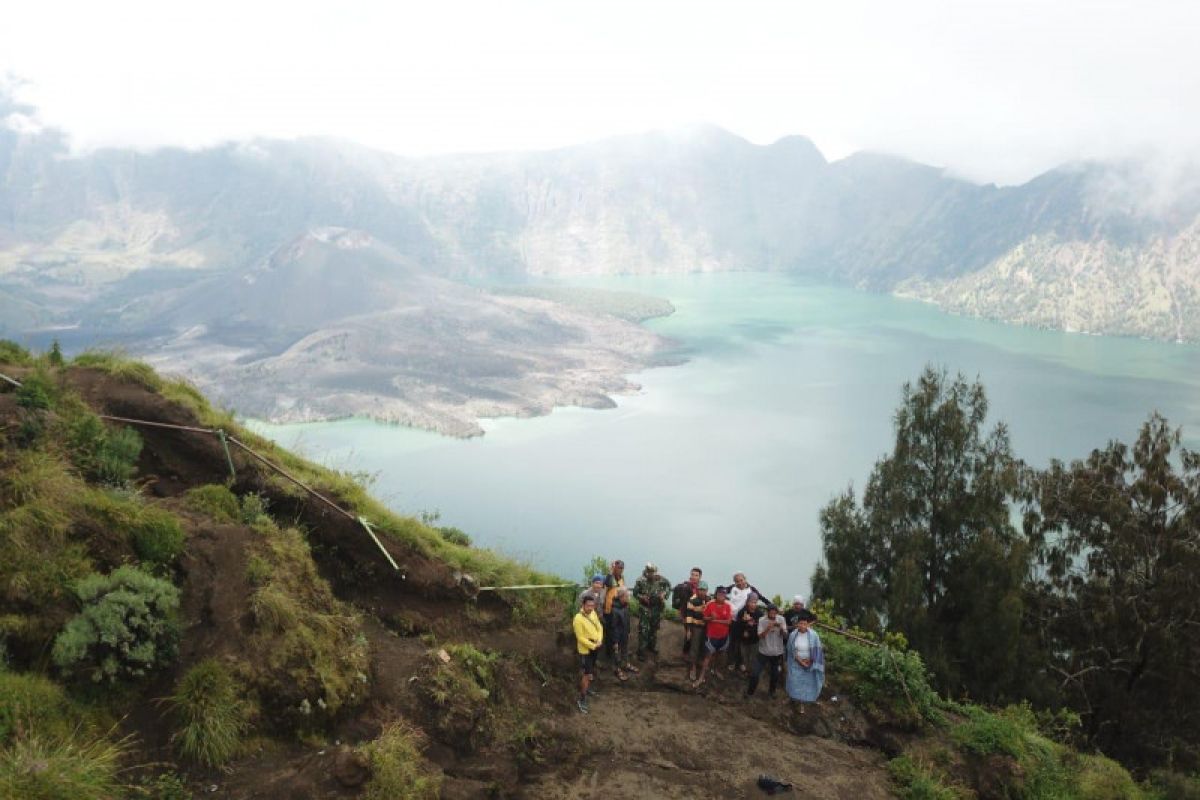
[571,561,825,715]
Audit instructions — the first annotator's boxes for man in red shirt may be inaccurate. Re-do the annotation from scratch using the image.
[693,585,733,689]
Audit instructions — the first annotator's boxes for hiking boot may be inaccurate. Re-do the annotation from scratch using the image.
[577,698,589,714]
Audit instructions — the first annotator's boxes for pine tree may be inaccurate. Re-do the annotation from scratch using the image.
[812,366,1028,699]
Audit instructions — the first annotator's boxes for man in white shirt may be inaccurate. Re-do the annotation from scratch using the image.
[725,572,760,671]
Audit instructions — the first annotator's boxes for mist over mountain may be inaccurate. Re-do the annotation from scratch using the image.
[3,103,1199,428]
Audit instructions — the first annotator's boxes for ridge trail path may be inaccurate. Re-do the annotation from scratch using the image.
[523,623,893,799]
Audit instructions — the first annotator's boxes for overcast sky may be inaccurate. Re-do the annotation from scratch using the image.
[3,0,1198,185]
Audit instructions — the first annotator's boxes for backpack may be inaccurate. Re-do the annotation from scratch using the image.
[670,581,692,610]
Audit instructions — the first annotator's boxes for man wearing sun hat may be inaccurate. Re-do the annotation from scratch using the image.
[633,562,671,660]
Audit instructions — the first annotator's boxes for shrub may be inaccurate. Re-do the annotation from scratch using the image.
[184,485,240,523]
[821,629,941,728]
[168,659,248,767]
[0,728,129,800]
[359,721,441,800]
[65,414,143,485]
[52,566,180,684]
[0,671,73,744]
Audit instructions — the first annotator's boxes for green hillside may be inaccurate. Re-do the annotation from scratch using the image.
[0,343,1193,799]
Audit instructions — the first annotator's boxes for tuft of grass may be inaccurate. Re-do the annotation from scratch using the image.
[64,414,143,485]
[359,721,442,800]
[0,727,131,800]
[888,755,968,800]
[167,659,248,767]
[184,485,240,523]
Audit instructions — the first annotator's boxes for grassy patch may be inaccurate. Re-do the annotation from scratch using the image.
[79,489,184,567]
[0,452,94,656]
[0,671,74,744]
[0,727,130,800]
[244,523,368,724]
[359,721,442,800]
[167,659,248,767]
[0,339,34,367]
[71,350,164,391]
[184,484,240,523]
[888,755,968,800]
[947,703,1149,800]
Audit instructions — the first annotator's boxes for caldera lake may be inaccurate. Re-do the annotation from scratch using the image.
[249,272,1200,598]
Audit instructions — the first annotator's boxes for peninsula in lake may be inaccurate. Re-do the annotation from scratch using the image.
[4,90,1200,431]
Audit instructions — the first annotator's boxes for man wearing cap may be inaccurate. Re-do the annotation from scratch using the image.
[784,595,817,630]
[602,560,626,662]
[578,575,605,611]
[633,562,671,660]
[683,581,709,681]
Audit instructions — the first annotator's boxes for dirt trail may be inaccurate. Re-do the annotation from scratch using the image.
[530,685,891,800]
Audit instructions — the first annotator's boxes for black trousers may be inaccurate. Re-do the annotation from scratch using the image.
[748,652,784,695]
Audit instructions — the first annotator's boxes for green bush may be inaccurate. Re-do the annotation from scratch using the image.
[168,659,248,767]
[184,485,240,523]
[65,414,143,485]
[360,721,442,800]
[0,340,33,366]
[821,629,941,727]
[0,728,129,800]
[130,508,185,567]
[15,371,56,411]
[0,671,73,744]
[52,566,180,684]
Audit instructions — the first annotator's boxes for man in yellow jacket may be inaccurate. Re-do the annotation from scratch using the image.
[573,594,604,714]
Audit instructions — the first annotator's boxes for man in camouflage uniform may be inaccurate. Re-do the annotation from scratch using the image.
[634,562,672,660]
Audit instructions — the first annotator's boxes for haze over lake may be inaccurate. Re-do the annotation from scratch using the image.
[250,273,1200,596]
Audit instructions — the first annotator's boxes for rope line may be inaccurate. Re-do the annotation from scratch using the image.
[94,414,398,571]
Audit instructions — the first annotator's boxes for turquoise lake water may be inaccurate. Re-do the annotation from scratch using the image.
[249,273,1200,598]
